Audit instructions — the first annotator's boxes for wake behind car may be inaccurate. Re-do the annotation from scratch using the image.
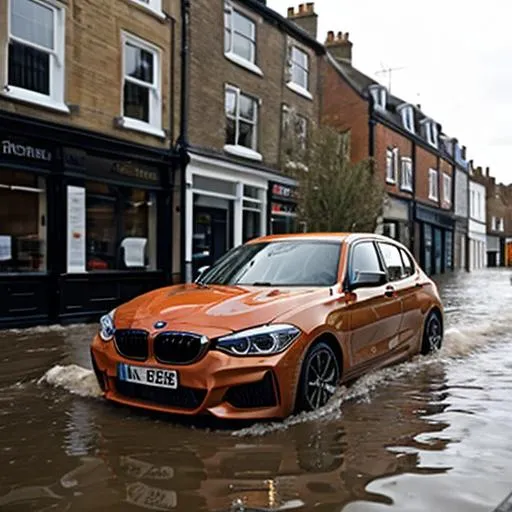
[90,233,444,420]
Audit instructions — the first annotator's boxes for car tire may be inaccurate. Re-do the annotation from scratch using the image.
[420,310,443,355]
[295,341,341,413]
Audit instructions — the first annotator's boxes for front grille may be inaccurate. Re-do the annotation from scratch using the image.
[114,329,149,360]
[153,332,208,365]
[115,379,207,410]
[225,372,278,409]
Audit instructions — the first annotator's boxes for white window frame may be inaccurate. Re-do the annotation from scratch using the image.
[443,172,452,204]
[224,85,261,161]
[369,85,387,110]
[400,106,415,133]
[120,32,164,138]
[422,119,438,147]
[429,168,439,201]
[3,0,68,113]
[386,148,395,183]
[129,0,165,20]
[224,2,262,76]
[286,45,312,100]
[400,157,413,192]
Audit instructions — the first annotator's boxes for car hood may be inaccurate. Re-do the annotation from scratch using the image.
[115,283,329,336]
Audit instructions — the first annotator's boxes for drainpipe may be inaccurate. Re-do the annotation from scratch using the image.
[177,0,191,283]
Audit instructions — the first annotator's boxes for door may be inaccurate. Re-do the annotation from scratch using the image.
[434,228,442,275]
[423,224,432,275]
[192,207,228,279]
[346,241,403,368]
[378,243,423,352]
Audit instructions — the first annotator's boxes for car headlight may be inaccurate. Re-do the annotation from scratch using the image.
[99,309,116,342]
[215,324,301,356]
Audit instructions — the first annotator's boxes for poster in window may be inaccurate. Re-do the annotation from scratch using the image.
[67,186,86,273]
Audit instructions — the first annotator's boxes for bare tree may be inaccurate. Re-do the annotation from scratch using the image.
[282,109,385,233]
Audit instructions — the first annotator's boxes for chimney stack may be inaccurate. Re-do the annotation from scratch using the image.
[287,3,318,40]
[325,30,353,65]
[486,166,490,177]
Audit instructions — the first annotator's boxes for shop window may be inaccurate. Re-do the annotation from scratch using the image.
[0,170,47,273]
[6,0,67,112]
[121,32,163,137]
[242,186,263,243]
[85,182,157,271]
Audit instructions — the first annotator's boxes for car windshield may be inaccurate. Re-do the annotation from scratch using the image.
[199,240,342,287]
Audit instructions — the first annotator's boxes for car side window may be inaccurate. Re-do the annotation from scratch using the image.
[400,248,415,277]
[350,242,382,283]
[378,243,404,282]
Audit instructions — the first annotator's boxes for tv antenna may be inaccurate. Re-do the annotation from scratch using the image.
[375,63,407,92]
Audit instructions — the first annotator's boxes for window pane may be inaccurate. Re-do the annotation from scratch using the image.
[86,183,157,271]
[239,94,255,121]
[350,242,381,281]
[225,89,236,116]
[232,33,253,62]
[243,210,260,243]
[11,0,54,50]
[400,249,414,277]
[292,47,307,68]
[233,11,254,39]
[0,171,46,273]
[124,81,149,122]
[292,65,308,89]
[224,27,231,52]
[378,243,404,281]
[8,41,50,94]
[225,117,236,145]
[125,43,154,84]
[238,121,254,148]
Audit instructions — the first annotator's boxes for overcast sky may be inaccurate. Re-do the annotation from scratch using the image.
[269,0,512,184]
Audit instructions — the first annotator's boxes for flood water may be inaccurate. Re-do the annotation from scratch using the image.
[1,269,512,512]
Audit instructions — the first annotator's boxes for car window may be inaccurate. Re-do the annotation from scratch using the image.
[349,242,382,283]
[400,248,415,277]
[378,243,404,282]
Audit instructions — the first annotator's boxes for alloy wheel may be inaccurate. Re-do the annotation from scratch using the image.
[304,346,340,410]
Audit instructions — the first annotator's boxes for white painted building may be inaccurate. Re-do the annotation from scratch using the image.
[468,179,487,270]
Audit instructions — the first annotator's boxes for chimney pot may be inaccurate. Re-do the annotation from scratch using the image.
[298,3,305,13]
[287,6,294,17]
[337,31,343,40]
[326,30,335,42]
[344,32,350,41]
[306,2,314,13]
[486,166,490,177]
[289,3,318,38]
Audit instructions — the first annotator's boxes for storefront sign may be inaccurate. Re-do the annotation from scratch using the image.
[111,162,158,183]
[67,186,86,273]
[271,183,297,200]
[271,202,296,214]
[87,155,160,186]
[1,138,53,166]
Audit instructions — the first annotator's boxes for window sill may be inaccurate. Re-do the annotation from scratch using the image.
[129,0,166,20]
[116,117,166,139]
[224,52,263,77]
[286,82,313,101]
[400,185,413,192]
[1,87,70,114]
[386,178,397,185]
[224,144,263,162]
[428,195,439,202]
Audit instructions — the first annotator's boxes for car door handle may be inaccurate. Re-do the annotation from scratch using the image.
[384,285,395,298]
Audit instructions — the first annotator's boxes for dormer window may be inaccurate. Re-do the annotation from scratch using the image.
[421,119,438,147]
[400,106,415,133]
[369,85,386,110]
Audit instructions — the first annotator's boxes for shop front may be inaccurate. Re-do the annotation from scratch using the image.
[377,196,411,249]
[0,115,174,329]
[414,203,454,276]
[184,153,296,282]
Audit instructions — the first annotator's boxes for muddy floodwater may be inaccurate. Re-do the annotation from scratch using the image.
[1,269,512,512]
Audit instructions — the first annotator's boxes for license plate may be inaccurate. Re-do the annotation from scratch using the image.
[118,363,178,390]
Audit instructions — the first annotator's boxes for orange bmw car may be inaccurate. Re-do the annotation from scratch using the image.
[90,233,444,420]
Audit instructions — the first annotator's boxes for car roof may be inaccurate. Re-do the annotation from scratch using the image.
[248,232,404,245]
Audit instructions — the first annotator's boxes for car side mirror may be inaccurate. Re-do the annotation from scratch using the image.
[194,265,210,282]
[349,270,386,290]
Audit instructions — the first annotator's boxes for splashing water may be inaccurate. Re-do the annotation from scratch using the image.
[39,364,102,398]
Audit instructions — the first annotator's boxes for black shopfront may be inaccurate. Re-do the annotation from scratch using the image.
[0,114,176,328]
[414,203,455,276]
[267,181,299,234]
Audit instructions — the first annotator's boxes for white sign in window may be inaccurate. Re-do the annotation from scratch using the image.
[67,185,86,273]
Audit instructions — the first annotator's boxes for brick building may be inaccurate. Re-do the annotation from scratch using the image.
[321,31,456,275]
[0,0,180,327]
[180,0,324,281]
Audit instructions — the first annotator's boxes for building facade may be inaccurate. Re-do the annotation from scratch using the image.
[0,0,180,327]
[181,1,324,281]
[321,32,456,276]
[453,142,470,270]
[468,166,487,270]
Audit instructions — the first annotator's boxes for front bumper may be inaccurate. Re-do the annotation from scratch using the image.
[90,334,302,420]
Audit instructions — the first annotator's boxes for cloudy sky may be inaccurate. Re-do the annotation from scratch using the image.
[269,0,512,184]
